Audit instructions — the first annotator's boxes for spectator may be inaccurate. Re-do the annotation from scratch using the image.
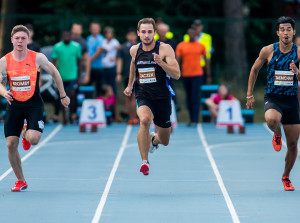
[155,23,176,50]
[205,84,235,122]
[86,22,105,96]
[192,19,213,84]
[71,22,90,85]
[52,30,82,124]
[116,28,138,124]
[102,26,120,96]
[176,27,211,126]
[97,85,117,125]
[184,19,213,84]
[25,23,40,52]
[155,22,179,111]
[192,19,213,83]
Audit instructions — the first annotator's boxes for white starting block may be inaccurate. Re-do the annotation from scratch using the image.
[216,100,245,134]
[79,99,106,132]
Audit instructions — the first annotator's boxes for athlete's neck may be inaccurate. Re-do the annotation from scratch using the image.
[142,40,156,51]
[12,49,29,61]
[279,40,293,52]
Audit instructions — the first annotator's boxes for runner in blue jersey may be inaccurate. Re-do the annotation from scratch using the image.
[124,18,180,176]
[246,16,300,191]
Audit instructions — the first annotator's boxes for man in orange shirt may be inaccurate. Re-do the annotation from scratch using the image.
[176,27,211,125]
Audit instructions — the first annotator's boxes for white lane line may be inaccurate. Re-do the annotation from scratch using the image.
[0,124,62,182]
[197,124,240,223]
[263,123,287,148]
[92,125,132,223]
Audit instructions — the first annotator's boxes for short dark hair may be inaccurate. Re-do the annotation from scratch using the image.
[11,25,30,37]
[276,16,295,30]
[137,18,156,31]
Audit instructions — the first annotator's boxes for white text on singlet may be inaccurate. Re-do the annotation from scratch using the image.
[274,70,294,86]
[11,76,31,91]
[138,67,157,84]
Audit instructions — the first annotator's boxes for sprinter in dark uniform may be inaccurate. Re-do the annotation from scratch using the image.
[124,18,180,175]
[246,16,300,191]
[0,25,70,191]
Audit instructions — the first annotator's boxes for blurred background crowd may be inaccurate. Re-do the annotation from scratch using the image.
[0,0,299,124]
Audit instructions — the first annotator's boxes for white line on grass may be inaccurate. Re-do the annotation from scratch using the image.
[92,125,132,223]
[197,124,240,223]
[0,124,62,182]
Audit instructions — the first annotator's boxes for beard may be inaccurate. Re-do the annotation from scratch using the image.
[280,38,292,47]
[142,38,154,46]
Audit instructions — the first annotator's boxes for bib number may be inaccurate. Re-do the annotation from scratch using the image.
[274,70,294,86]
[11,76,31,91]
[138,67,157,84]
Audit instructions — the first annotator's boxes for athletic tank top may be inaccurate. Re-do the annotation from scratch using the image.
[5,50,43,107]
[134,41,174,100]
[266,42,298,95]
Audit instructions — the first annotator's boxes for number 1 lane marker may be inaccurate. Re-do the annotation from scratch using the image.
[197,124,240,223]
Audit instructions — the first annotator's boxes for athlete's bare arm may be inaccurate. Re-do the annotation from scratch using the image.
[246,44,273,109]
[124,44,138,97]
[36,53,70,108]
[153,43,180,80]
[290,46,300,80]
[0,57,13,104]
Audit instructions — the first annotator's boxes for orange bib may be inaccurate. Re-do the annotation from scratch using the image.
[5,50,38,102]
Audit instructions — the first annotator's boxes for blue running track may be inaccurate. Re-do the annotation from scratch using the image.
[0,123,299,223]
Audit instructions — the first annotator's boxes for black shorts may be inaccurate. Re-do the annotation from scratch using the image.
[264,94,300,125]
[136,97,171,128]
[4,105,44,138]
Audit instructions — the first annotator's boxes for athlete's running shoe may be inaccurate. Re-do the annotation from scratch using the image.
[21,124,31,150]
[140,160,150,175]
[149,132,159,154]
[282,177,295,191]
[11,181,28,192]
[272,133,282,152]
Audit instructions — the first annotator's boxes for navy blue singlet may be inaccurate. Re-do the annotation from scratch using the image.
[134,41,174,100]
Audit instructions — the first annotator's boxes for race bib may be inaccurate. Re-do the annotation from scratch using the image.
[274,70,294,86]
[138,67,157,84]
[11,76,31,91]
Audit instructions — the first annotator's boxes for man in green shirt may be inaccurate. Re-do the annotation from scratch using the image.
[52,30,82,123]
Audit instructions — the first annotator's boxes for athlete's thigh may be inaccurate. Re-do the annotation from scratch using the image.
[155,125,172,142]
[136,98,154,121]
[283,124,300,145]
[264,108,282,122]
[137,105,154,121]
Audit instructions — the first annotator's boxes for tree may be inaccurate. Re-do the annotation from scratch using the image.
[223,0,247,86]
[0,0,17,57]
